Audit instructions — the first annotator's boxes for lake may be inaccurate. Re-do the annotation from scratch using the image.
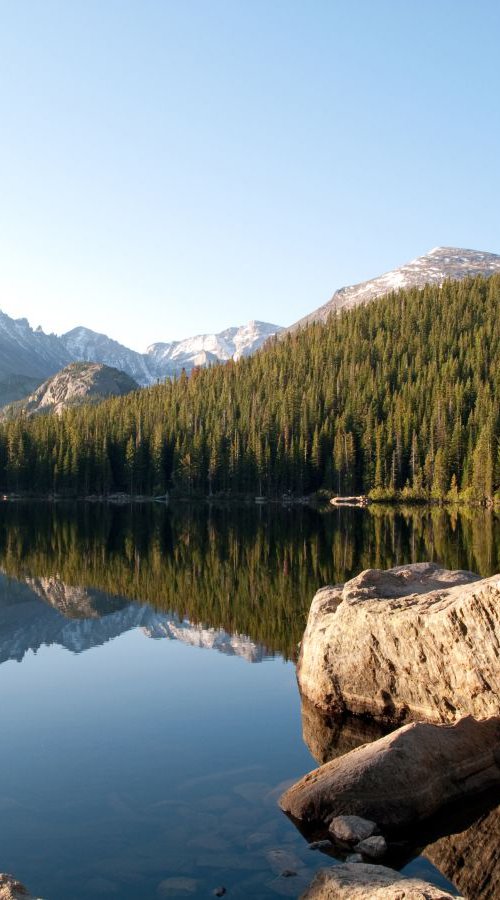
[0,501,499,899]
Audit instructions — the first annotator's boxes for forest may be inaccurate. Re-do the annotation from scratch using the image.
[1,273,499,502]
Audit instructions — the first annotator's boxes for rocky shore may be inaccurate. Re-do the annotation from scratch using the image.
[279,562,500,898]
[0,874,40,900]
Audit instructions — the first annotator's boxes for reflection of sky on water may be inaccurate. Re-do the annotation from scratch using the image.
[0,605,458,899]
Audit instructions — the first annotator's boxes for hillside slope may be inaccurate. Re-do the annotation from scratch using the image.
[1,362,138,419]
[0,273,499,502]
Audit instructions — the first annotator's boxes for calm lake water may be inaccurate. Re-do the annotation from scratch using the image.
[1,501,499,899]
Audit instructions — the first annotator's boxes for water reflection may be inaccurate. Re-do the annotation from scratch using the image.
[0,573,268,665]
[300,695,390,765]
[1,501,500,660]
[1,501,500,897]
[425,804,500,900]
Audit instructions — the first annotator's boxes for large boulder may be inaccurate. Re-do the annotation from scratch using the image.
[279,715,500,831]
[300,863,461,899]
[297,562,500,723]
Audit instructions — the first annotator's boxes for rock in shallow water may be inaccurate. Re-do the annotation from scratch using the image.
[279,715,500,831]
[354,835,387,859]
[300,863,463,899]
[157,877,198,896]
[297,562,500,723]
[329,815,378,844]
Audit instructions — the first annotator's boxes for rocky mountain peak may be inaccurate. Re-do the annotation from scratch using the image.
[287,245,500,331]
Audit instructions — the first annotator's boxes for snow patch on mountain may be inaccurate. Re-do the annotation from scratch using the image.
[147,320,281,373]
[289,246,500,330]
[61,327,156,385]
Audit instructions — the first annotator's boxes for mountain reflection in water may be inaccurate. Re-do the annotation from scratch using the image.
[0,573,268,665]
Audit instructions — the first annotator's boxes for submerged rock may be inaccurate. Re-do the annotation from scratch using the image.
[157,877,198,896]
[354,835,387,859]
[300,863,462,899]
[297,562,500,723]
[329,815,378,844]
[279,715,500,831]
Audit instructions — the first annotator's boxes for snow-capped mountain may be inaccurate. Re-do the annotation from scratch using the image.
[0,573,268,665]
[63,320,282,384]
[61,327,156,385]
[0,311,283,399]
[1,362,138,419]
[147,320,281,374]
[2,246,499,399]
[288,246,500,331]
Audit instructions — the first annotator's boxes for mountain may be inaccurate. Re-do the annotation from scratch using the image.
[289,247,500,330]
[1,362,138,419]
[0,310,283,396]
[0,374,44,408]
[64,320,282,384]
[147,320,281,374]
[8,271,499,502]
[61,327,156,385]
[0,312,71,379]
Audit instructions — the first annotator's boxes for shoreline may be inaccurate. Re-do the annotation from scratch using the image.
[0,492,499,509]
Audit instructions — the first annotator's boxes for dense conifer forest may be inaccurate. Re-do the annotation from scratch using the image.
[1,274,499,501]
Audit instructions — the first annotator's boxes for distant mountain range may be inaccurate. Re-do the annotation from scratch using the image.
[287,246,500,331]
[2,246,499,409]
[0,313,283,405]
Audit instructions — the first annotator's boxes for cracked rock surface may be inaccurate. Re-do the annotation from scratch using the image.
[297,562,500,723]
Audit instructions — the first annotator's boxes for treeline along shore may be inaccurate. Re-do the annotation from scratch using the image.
[1,274,499,501]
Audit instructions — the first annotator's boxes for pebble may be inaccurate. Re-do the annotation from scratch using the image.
[329,814,378,844]
[308,840,332,851]
[355,835,388,859]
[213,889,226,897]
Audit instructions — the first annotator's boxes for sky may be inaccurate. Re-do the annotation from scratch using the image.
[0,0,499,351]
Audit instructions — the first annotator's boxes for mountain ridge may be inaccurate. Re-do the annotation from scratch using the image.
[288,246,500,331]
[0,314,283,401]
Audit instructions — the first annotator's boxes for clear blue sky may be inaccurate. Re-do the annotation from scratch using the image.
[0,0,498,351]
